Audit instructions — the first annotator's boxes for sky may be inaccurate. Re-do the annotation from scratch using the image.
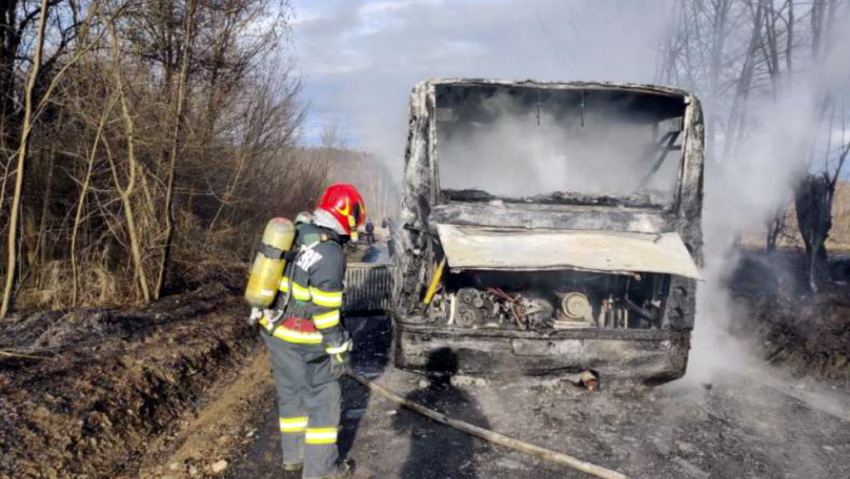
[289,0,674,165]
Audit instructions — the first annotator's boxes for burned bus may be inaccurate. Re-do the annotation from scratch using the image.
[390,79,704,384]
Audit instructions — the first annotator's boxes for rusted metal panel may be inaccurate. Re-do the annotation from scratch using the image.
[436,224,702,279]
[344,264,393,314]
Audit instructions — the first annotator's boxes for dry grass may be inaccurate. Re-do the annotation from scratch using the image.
[14,211,248,312]
[830,182,850,250]
[742,182,850,254]
[15,260,131,311]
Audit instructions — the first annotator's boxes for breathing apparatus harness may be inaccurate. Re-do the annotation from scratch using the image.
[255,218,339,336]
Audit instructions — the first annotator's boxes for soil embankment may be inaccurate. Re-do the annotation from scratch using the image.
[0,283,256,479]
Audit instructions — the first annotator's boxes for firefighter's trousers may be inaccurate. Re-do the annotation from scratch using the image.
[262,332,342,479]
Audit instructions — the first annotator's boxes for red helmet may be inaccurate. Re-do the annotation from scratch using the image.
[317,183,366,237]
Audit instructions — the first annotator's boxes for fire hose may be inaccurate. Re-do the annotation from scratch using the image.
[346,369,630,479]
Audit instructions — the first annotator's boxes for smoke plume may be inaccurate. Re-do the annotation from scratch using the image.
[439,90,680,202]
[687,21,850,382]
[294,0,850,380]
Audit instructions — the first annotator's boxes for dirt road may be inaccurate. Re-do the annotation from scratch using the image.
[215,316,850,479]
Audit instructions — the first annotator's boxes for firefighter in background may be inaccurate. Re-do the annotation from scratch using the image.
[254,183,366,479]
[364,219,375,245]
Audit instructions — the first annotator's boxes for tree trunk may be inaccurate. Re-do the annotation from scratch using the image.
[785,0,793,86]
[1,0,50,320]
[155,0,197,300]
[71,98,112,307]
[794,174,832,293]
[109,23,151,304]
[722,0,766,161]
[706,0,731,159]
[0,0,21,151]
[36,144,56,265]
[765,206,784,253]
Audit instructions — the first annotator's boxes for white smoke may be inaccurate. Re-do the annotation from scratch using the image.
[686,20,850,382]
[438,90,680,201]
[294,0,850,381]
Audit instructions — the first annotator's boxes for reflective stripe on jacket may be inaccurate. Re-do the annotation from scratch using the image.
[273,223,346,346]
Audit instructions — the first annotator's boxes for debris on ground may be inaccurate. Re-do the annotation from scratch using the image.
[731,249,850,384]
[450,375,489,388]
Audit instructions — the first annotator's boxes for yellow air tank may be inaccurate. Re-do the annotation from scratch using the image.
[245,217,296,308]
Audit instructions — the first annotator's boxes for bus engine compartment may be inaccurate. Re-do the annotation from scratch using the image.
[426,269,670,331]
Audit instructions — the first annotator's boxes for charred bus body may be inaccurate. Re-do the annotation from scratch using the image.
[392,79,704,384]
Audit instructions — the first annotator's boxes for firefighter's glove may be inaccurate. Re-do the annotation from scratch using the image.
[249,308,284,329]
[326,339,352,375]
[248,307,263,327]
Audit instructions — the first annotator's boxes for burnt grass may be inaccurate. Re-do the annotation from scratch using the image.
[0,283,255,479]
[730,248,850,383]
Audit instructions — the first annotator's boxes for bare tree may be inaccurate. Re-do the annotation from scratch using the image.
[1,0,51,319]
[155,0,197,299]
[0,0,315,315]
[658,1,850,267]
[71,95,114,306]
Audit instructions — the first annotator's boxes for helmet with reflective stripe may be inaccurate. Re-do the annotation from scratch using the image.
[317,183,366,237]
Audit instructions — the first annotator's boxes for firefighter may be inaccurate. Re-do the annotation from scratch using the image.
[255,183,365,479]
[364,219,375,245]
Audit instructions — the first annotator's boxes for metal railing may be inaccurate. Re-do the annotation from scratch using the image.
[344,263,394,314]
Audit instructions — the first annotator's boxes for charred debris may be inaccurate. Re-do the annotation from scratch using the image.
[431,269,668,331]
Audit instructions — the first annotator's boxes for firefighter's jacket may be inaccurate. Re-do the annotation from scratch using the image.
[264,223,347,349]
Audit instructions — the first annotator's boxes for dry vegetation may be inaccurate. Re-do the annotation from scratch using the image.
[829,181,850,249]
[742,182,850,252]
[660,0,850,291]
[0,0,377,316]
